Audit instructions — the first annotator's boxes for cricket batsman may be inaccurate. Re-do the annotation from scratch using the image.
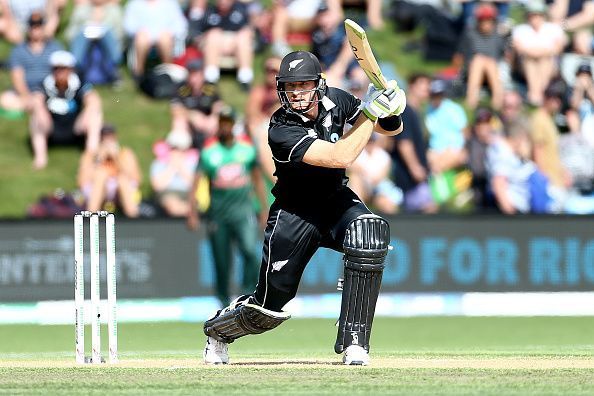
[203,50,406,365]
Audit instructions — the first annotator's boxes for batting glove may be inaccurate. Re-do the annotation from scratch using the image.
[387,80,406,117]
[362,84,395,122]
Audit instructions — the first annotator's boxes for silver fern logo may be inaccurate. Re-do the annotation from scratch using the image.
[288,59,304,71]
[271,260,289,272]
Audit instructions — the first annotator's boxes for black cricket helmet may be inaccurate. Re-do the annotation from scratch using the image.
[276,51,327,114]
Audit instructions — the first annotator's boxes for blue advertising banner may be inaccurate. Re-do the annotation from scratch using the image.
[0,216,593,302]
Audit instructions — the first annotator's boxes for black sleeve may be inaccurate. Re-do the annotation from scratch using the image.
[268,125,317,163]
[346,93,362,125]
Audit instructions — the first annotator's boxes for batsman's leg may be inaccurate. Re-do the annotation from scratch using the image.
[202,294,291,364]
[203,205,315,363]
[335,214,389,365]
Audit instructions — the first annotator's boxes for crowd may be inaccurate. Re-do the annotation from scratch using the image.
[1,0,594,217]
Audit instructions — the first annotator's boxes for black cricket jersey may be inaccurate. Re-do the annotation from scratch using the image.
[268,87,362,209]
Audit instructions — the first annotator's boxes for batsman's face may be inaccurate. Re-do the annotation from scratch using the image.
[285,80,317,111]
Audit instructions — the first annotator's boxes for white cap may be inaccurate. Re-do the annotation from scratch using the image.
[166,130,192,150]
[50,50,76,68]
[526,0,546,14]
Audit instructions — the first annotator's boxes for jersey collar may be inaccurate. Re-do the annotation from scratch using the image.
[321,96,336,111]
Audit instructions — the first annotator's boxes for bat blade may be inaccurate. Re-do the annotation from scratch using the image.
[344,19,388,89]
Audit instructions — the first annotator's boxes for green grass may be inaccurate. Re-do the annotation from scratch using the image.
[1,368,592,395]
[1,317,593,394]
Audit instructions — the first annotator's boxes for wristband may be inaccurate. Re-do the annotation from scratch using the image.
[378,114,402,131]
[362,107,378,122]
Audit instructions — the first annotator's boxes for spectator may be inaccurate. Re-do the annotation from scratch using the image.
[549,0,594,55]
[512,0,566,105]
[270,0,341,57]
[311,2,378,87]
[77,124,142,217]
[486,120,546,214]
[123,0,187,76]
[199,0,255,90]
[344,66,368,96]
[454,2,507,110]
[186,0,209,46]
[386,72,437,213]
[150,130,199,217]
[499,89,526,127]
[311,0,346,71]
[65,0,124,82]
[425,79,468,175]
[530,84,572,189]
[246,56,281,185]
[186,106,268,306]
[0,0,59,44]
[570,62,594,129]
[170,59,223,149]
[457,0,512,30]
[349,133,402,214]
[187,0,268,53]
[342,0,384,30]
[29,51,102,169]
[559,124,594,198]
[466,107,499,209]
[0,11,62,114]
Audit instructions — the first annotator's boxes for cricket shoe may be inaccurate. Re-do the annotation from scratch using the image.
[342,345,369,366]
[203,336,229,365]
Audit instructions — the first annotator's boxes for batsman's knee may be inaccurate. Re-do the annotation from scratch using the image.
[335,215,389,354]
[343,214,390,262]
[203,295,291,343]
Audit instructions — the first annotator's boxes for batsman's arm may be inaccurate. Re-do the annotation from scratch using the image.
[302,113,375,168]
[303,86,403,168]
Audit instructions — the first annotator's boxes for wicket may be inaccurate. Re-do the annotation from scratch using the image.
[74,210,118,364]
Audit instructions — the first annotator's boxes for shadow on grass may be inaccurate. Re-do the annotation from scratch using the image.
[231,360,342,366]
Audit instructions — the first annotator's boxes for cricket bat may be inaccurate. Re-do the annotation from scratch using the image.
[344,19,388,90]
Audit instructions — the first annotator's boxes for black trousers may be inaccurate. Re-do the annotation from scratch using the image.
[253,187,373,311]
